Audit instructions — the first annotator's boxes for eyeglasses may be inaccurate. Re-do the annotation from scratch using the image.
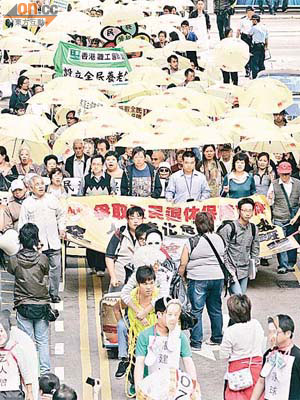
[128,216,143,220]
[159,168,170,172]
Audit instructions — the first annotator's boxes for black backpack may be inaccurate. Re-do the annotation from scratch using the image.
[217,220,256,243]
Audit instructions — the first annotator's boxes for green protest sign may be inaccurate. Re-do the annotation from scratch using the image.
[54,41,131,84]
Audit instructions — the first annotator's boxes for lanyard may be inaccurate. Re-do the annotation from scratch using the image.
[183,171,194,198]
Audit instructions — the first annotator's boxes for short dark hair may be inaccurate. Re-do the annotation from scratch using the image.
[232,151,250,172]
[126,206,145,219]
[135,223,153,240]
[15,102,26,111]
[49,168,63,182]
[136,266,156,284]
[158,30,167,37]
[32,84,43,94]
[237,197,255,210]
[145,228,163,241]
[53,384,77,400]
[195,212,214,234]
[163,5,172,11]
[184,68,194,77]
[17,75,29,89]
[132,146,146,158]
[182,150,196,161]
[278,314,295,338]
[39,373,60,395]
[257,152,270,162]
[96,138,110,150]
[227,294,251,323]
[105,151,118,160]
[44,154,58,166]
[19,223,39,249]
[181,20,189,27]
[167,55,178,63]
[155,296,172,314]
[91,154,105,164]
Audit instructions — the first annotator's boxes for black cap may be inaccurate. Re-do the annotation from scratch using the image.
[251,14,260,21]
[222,143,232,151]
[246,6,254,11]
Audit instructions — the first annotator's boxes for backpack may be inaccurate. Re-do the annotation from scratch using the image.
[217,220,256,243]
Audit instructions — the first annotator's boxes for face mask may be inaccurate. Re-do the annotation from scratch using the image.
[146,232,162,248]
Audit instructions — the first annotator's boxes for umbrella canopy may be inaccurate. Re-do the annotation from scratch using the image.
[102,4,144,25]
[0,63,31,83]
[128,66,176,86]
[38,11,92,33]
[164,40,202,53]
[1,27,36,41]
[125,94,187,110]
[239,78,293,113]
[0,37,43,53]
[222,106,273,121]
[0,114,56,141]
[157,14,183,26]
[112,82,159,103]
[207,83,244,101]
[119,38,153,53]
[17,50,55,66]
[129,57,157,69]
[21,67,55,84]
[213,38,250,72]
[239,139,299,154]
[142,107,211,127]
[36,31,72,45]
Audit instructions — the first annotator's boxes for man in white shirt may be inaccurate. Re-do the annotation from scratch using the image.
[267,162,300,274]
[165,150,211,203]
[19,175,66,302]
[65,139,91,178]
[236,6,254,77]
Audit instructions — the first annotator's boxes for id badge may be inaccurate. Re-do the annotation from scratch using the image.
[260,360,275,378]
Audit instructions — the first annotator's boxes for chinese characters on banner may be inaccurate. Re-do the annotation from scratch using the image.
[54,42,131,85]
[64,194,297,257]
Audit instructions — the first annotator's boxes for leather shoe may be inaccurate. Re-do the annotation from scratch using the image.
[51,296,61,303]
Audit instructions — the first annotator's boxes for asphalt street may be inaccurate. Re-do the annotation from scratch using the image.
[0,12,300,400]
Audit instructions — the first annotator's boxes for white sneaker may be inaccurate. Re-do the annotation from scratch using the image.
[96,270,105,277]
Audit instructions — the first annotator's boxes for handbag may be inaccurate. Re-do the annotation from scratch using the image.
[227,328,256,391]
[264,49,271,60]
[17,304,59,322]
[0,390,25,399]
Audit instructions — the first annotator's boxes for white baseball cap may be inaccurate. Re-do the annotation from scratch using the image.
[10,179,25,192]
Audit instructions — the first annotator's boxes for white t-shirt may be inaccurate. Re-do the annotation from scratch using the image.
[220,319,265,361]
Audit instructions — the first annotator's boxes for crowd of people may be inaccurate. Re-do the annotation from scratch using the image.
[0,0,298,398]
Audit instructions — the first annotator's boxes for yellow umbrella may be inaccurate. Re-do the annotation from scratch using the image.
[38,11,92,33]
[72,0,101,11]
[17,50,55,66]
[1,27,36,41]
[142,107,211,127]
[102,4,144,26]
[239,139,299,154]
[222,106,273,121]
[27,87,110,106]
[164,40,202,53]
[0,114,56,140]
[157,14,183,26]
[111,82,159,103]
[186,81,209,92]
[44,76,89,91]
[21,67,55,84]
[151,53,191,70]
[214,117,283,142]
[53,117,145,153]
[239,78,293,113]
[0,63,31,83]
[163,88,229,117]
[128,66,176,86]
[129,57,157,69]
[54,106,79,126]
[213,38,249,72]
[125,94,187,110]
[119,38,153,53]
[1,137,51,165]
[207,83,244,101]
[36,31,71,45]
[0,37,43,53]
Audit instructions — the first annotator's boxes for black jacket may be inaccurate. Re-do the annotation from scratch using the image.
[189,10,211,31]
[121,163,162,198]
[65,154,90,178]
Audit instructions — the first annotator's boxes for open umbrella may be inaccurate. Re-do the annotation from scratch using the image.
[0,37,43,53]
[239,139,300,154]
[239,78,293,113]
[157,14,183,26]
[17,50,55,66]
[207,83,244,101]
[164,40,203,53]
[21,67,55,84]
[125,94,187,110]
[128,66,176,86]
[1,26,36,41]
[111,82,159,103]
[0,63,31,83]
[142,107,211,127]
[129,57,157,69]
[119,38,153,53]
[213,38,249,72]
[37,11,92,33]
[36,31,72,45]
[221,106,273,121]
[101,4,144,26]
